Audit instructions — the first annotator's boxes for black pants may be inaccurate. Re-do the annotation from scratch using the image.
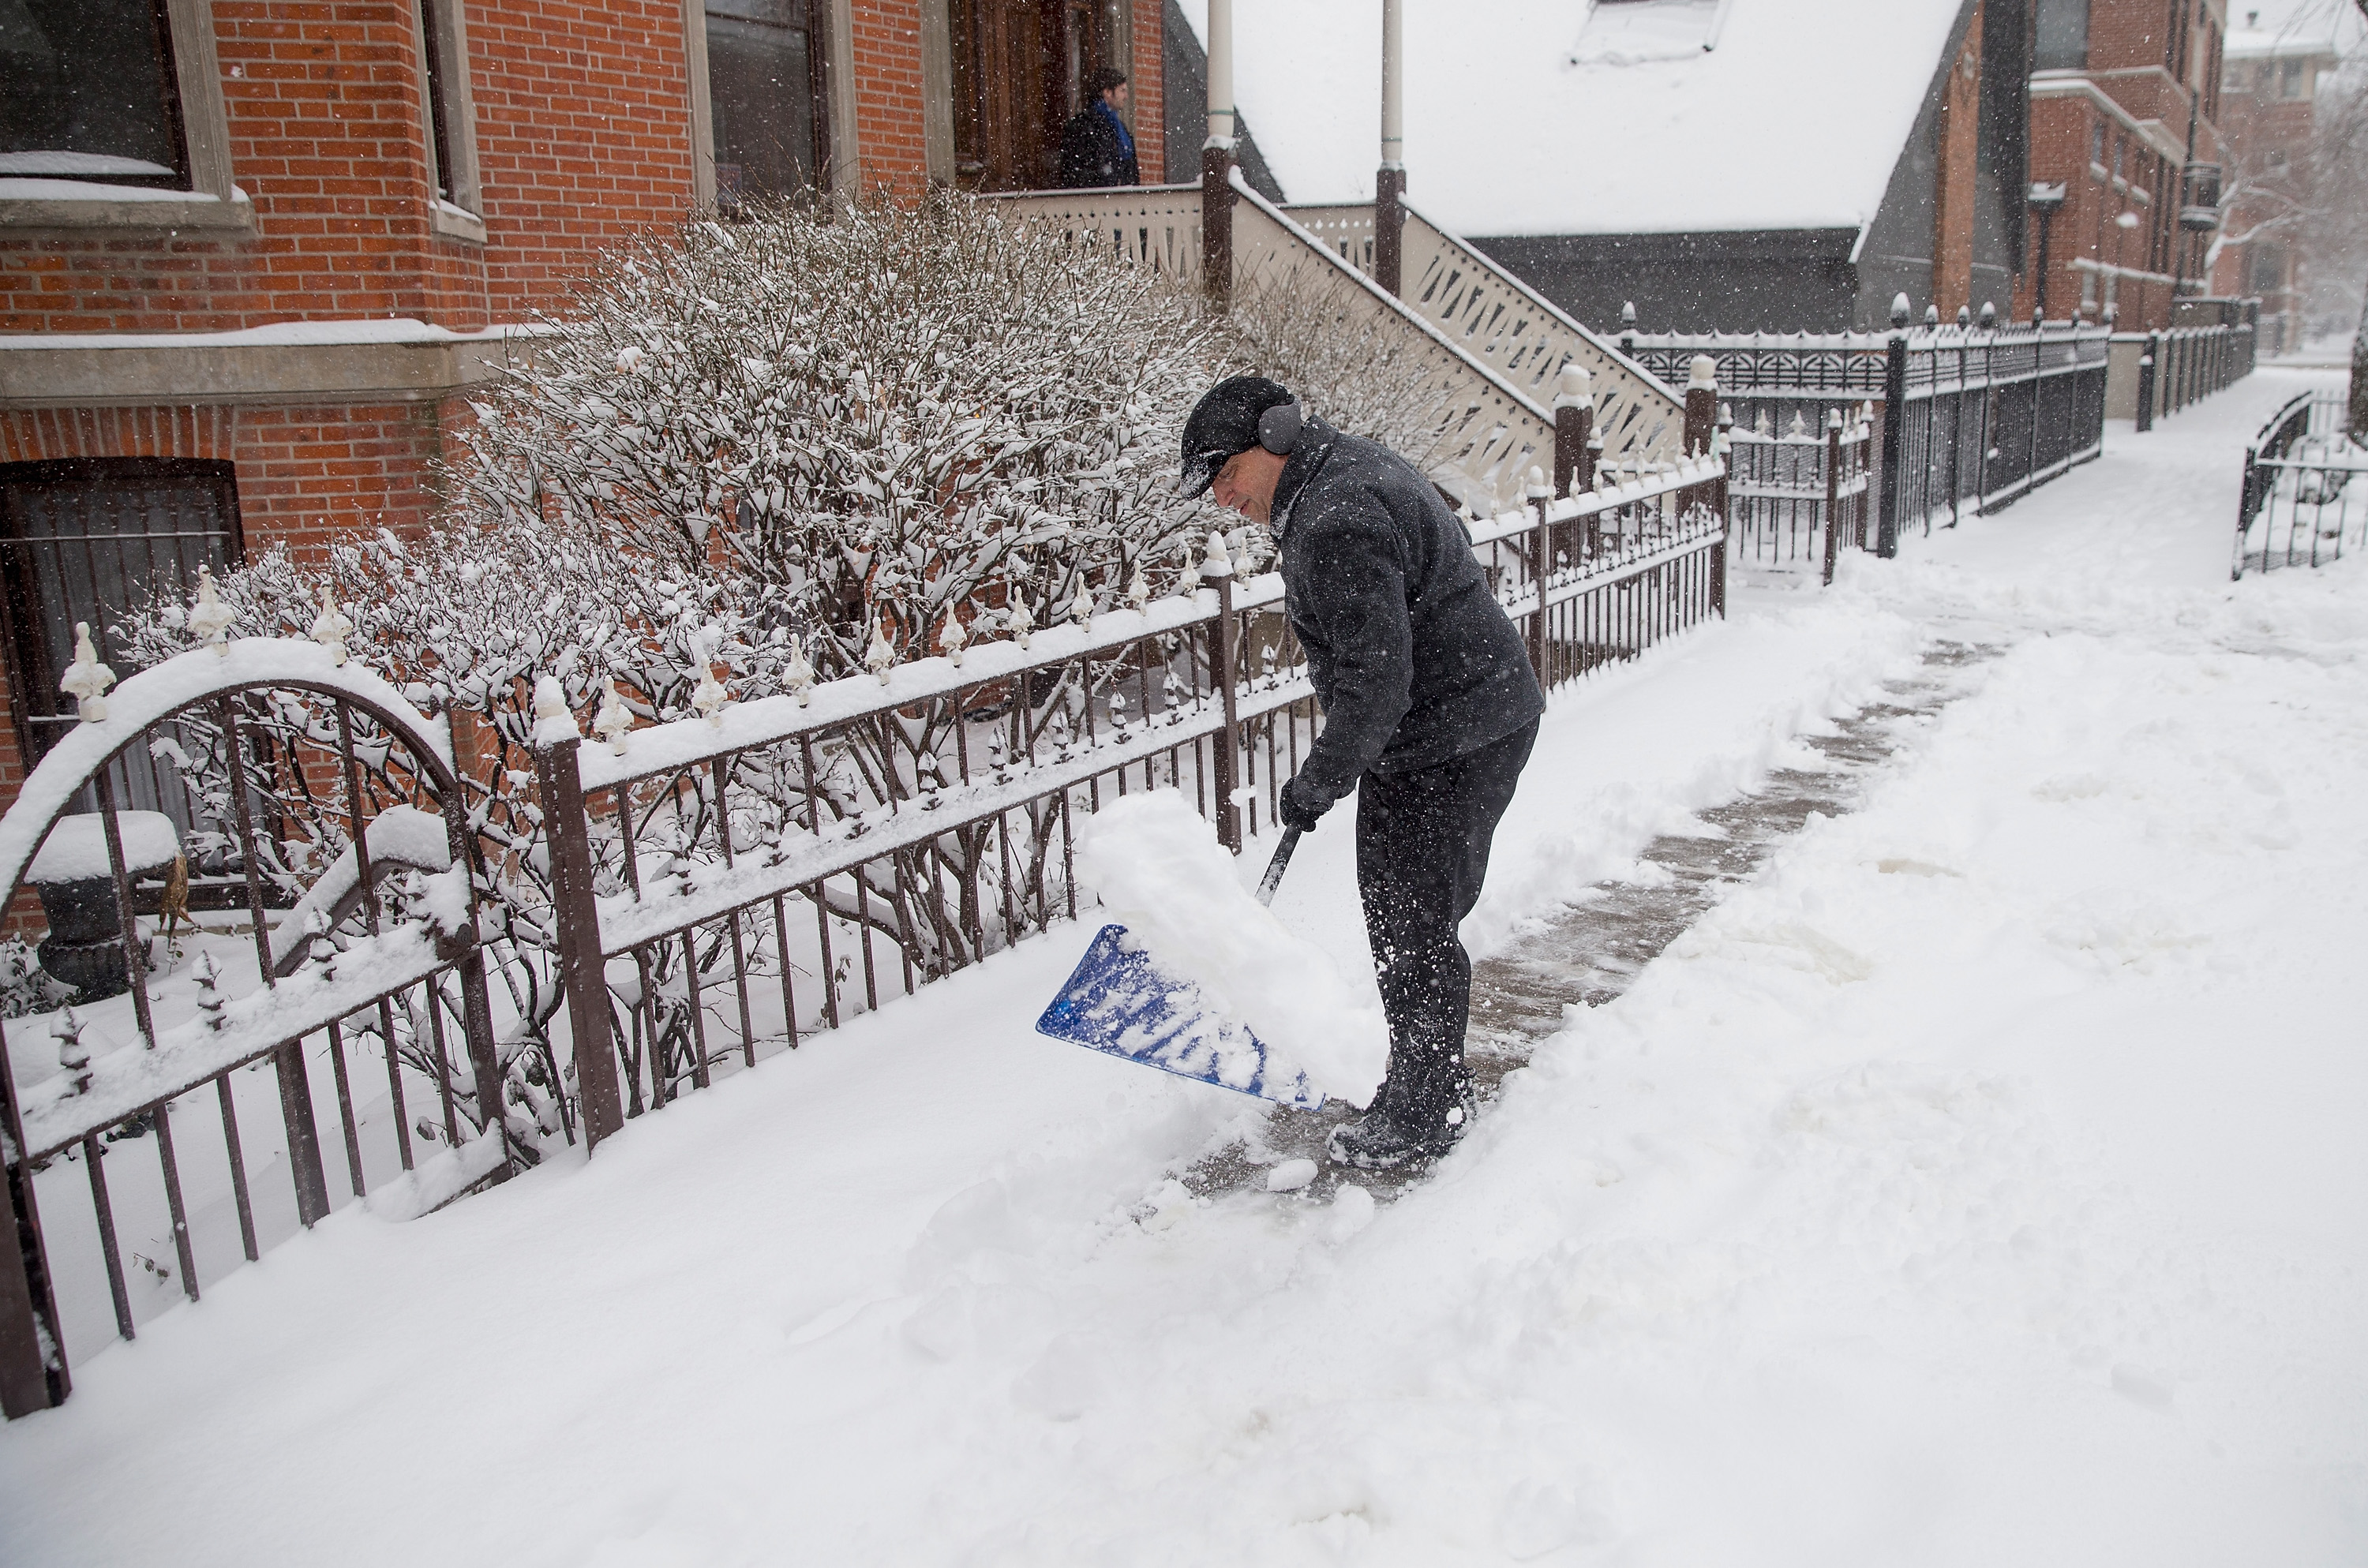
[1353,718,1537,1120]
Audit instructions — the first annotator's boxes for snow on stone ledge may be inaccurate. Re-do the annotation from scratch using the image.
[0,638,452,904]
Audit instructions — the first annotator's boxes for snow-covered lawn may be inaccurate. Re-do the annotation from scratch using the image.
[3,371,2362,1566]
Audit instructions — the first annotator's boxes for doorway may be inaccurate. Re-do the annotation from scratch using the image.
[949,0,1125,190]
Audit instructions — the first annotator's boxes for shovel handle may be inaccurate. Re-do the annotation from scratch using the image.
[1253,828,1302,907]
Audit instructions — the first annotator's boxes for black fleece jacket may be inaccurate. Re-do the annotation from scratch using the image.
[1272,417,1544,806]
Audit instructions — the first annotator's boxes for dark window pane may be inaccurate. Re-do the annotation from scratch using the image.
[2034,0,2089,72]
[0,0,187,185]
[2,460,239,769]
[418,0,456,202]
[707,6,819,203]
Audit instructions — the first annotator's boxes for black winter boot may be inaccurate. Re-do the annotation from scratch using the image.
[1326,1068,1474,1171]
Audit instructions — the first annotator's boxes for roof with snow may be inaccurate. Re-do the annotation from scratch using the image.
[2224,0,2366,59]
[1175,0,1969,239]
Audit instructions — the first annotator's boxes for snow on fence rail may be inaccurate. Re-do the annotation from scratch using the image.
[2233,390,2367,579]
[532,455,1729,1155]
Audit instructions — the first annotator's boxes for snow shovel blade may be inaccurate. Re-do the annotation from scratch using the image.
[1036,924,1324,1110]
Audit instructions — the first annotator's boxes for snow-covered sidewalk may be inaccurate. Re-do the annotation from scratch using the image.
[3,371,2362,1566]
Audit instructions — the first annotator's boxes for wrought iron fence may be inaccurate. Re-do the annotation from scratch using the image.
[1725,407,1875,585]
[533,455,1729,1153]
[2124,317,2259,432]
[1622,314,2114,553]
[2233,391,2366,579]
[0,642,515,1417]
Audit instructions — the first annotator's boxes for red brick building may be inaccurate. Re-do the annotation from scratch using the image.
[2022,0,2232,327]
[0,0,1165,804]
[2209,5,2360,350]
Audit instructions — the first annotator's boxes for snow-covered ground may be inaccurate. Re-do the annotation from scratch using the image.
[4,370,2362,1566]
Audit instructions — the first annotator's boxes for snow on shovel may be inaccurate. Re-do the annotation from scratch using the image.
[1036,791,1389,1110]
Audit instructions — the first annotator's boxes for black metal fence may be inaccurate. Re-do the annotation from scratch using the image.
[1624,313,2121,555]
[2234,391,2366,579]
[1724,406,1875,585]
[2128,313,2260,432]
[0,651,511,1417]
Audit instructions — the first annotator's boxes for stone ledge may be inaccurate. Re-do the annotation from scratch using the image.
[0,325,541,409]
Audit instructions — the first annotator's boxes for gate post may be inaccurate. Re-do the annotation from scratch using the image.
[2136,334,2158,432]
[1206,540,1243,852]
[1823,409,1844,587]
[534,732,624,1150]
[1553,366,1591,498]
[1877,294,1909,558]
[1,1048,68,1416]
[1525,467,1550,679]
[1201,0,1235,310]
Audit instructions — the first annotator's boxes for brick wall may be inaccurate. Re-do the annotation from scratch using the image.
[1131,0,1163,183]
[1931,2,1986,320]
[849,0,930,195]
[0,0,703,335]
[465,0,701,315]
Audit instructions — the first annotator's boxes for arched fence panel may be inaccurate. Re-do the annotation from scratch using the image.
[0,640,511,1417]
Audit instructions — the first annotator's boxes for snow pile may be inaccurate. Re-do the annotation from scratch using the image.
[27,810,179,883]
[1074,791,1388,1105]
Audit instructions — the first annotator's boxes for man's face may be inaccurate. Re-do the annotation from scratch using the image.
[1103,82,1130,111]
[1210,445,1287,524]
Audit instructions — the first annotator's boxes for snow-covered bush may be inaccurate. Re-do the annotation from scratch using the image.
[107,194,1463,1143]
[448,192,1218,679]
[1223,259,1454,476]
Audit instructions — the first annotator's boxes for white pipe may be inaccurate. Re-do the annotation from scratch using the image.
[1206,0,1235,148]
[1380,0,1403,170]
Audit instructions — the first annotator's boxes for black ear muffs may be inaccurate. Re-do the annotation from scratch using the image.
[1257,401,1304,455]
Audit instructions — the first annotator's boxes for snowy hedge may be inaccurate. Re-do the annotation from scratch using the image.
[107,193,1457,1148]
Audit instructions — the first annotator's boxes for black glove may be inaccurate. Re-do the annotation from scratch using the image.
[1277,774,1332,833]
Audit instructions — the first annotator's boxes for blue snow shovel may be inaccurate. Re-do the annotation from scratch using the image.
[1034,829,1321,1109]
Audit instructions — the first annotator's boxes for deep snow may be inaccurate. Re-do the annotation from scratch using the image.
[2,371,2362,1566]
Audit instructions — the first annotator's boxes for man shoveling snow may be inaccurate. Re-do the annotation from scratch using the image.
[1179,375,1544,1169]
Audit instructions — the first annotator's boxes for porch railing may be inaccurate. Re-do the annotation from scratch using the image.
[987,181,1688,513]
[2233,390,2366,579]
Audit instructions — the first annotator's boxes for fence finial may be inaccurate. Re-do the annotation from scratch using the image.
[1525,465,1549,500]
[1127,568,1152,611]
[532,674,580,743]
[1890,294,1912,330]
[1006,597,1033,649]
[309,585,353,666]
[1555,364,1593,410]
[867,621,897,683]
[594,678,635,753]
[60,621,115,724]
[939,605,969,667]
[189,563,237,655]
[691,636,730,725]
[785,638,815,705]
[1980,301,1997,329]
[1203,528,1235,578]
[1922,304,1939,328]
[1687,355,1716,391]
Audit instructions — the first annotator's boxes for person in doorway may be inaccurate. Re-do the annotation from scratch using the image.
[1180,376,1543,1169]
[1057,68,1140,189]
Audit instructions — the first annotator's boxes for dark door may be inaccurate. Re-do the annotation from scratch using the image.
[950,0,1116,190]
[0,458,241,773]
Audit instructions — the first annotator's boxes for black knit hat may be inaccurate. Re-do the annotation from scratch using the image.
[1179,376,1296,499]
